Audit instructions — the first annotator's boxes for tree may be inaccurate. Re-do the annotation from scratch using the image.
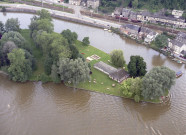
[128,55,147,77]
[61,29,78,45]
[132,0,138,8]
[58,58,90,86]
[0,21,5,36]
[8,48,32,82]
[182,12,186,22]
[0,31,27,49]
[110,50,125,67]
[82,37,90,46]
[5,18,20,32]
[37,9,52,21]
[44,55,53,75]
[154,34,168,49]
[121,77,142,102]
[51,64,60,83]
[50,36,70,62]
[1,41,17,66]
[141,66,176,100]
[69,45,79,59]
[37,19,54,33]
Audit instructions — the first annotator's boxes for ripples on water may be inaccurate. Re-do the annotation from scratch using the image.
[0,13,186,135]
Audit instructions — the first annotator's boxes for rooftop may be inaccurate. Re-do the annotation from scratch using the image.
[94,61,117,75]
[109,69,129,82]
[123,24,140,31]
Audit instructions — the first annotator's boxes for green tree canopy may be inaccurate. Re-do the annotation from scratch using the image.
[82,37,90,46]
[154,34,168,49]
[110,49,125,67]
[128,55,147,77]
[5,18,20,32]
[0,21,5,35]
[121,77,142,102]
[37,9,52,21]
[141,66,175,100]
[58,58,90,86]
[61,29,78,45]
[37,19,54,33]
[8,48,32,82]
[0,31,29,50]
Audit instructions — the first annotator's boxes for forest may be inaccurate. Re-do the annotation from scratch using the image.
[99,0,186,13]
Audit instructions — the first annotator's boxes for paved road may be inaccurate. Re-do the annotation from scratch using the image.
[0,3,120,28]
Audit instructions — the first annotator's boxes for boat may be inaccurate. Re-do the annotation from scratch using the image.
[177,60,183,64]
[176,71,183,78]
[108,30,112,32]
[104,28,108,31]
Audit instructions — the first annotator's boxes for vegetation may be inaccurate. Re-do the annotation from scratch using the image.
[82,37,90,46]
[128,55,147,77]
[120,77,142,102]
[5,18,20,32]
[110,49,125,67]
[61,29,78,45]
[99,0,186,13]
[141,66,175,100]
[154,34,168,49]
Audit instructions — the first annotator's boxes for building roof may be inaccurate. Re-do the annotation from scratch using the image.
[176,32,186,43]
[109,69,129,81]
[170,39,185,47]
[140,27,153,34]
[123,24,140,32]
[114,7,122,15]
[94,61,117,75]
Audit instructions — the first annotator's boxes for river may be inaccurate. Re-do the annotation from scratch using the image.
[0,12,186,135]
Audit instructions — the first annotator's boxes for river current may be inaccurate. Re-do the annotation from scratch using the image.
[0,12,186,135]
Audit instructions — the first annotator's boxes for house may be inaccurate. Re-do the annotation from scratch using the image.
[144,31,158,44]
[87,0,99,9]
[114,7,122,16]
[120,24,140,38]
[122,8,131,18]
[172,10,184,18]
[94,61,129,83]
[139,27,154,39]
[168,32,186,56]
[129,11,138,22]
[69,0,81,5]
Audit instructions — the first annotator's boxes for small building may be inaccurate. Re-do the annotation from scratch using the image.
[122,8,131,18]
[168,40,186,55]
[120,24,140,39]
[144,31,158,44]
[87,0,99,9]
[172,10,184,18]
[139,27,154,39]
[129,11,138,22]
[114,7,122,16]
[94,61,129,83]
[168,32,186,56]
[69,0,81,5]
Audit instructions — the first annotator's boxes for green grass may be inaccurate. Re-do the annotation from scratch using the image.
[73,40,124,96]
[20,29,45,81]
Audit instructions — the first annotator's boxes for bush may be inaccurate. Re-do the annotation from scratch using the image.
[40,73,51,83]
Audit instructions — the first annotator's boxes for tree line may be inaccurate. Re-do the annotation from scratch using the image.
[0,9,90,86]
[109,49,175,102]
[99,0,186,13]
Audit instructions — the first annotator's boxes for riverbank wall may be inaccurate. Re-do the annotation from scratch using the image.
[0,7,109,29]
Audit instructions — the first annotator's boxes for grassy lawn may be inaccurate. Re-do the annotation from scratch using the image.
[74,40,124,96]
[20,29,45,81]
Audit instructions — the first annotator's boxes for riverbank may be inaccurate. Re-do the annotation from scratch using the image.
[20,29,166,103]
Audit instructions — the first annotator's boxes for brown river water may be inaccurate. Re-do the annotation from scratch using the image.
[0,12,186,135]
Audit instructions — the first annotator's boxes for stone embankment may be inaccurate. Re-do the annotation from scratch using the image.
[2,7,110,29]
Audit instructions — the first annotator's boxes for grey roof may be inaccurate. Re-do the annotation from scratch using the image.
[170,39,185,47]
[94,61,117,75]
[109,69,129,81]
[176,32,186,43]
[140,27,153,34]
[114,7,122,15]
[181,50,186,55]
[122,8,131,17]
[124,24,140,31]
